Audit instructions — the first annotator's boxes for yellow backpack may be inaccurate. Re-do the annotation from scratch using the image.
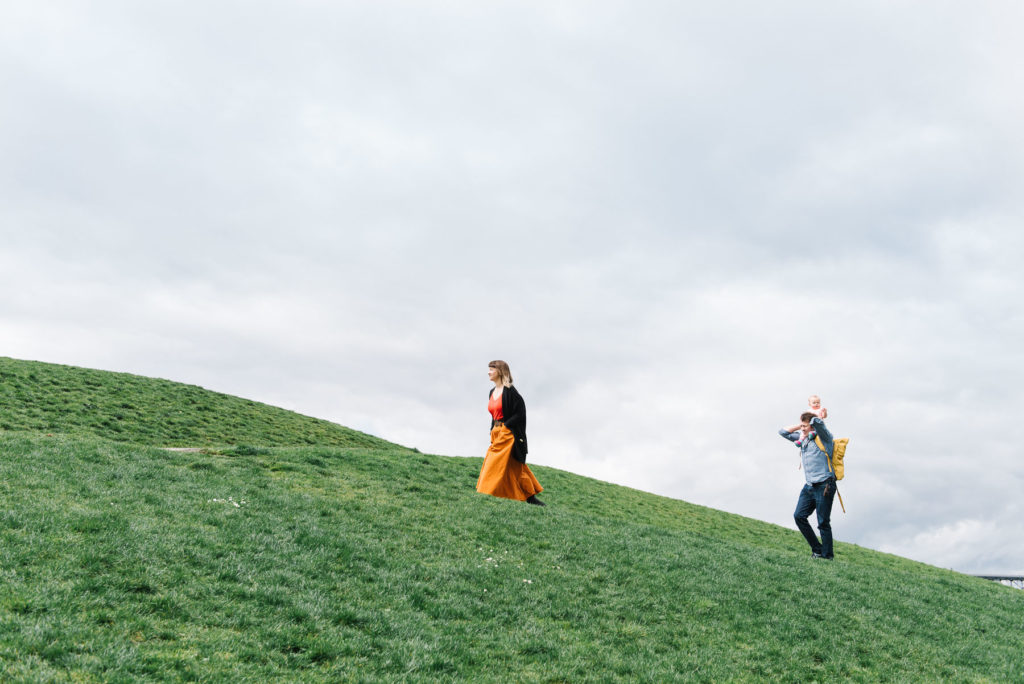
[815,435,849,512]
[815,435,848,481]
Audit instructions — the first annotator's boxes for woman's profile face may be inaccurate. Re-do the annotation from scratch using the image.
[487,366,499,382]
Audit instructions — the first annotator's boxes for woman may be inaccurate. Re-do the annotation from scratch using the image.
[476,360,545,505]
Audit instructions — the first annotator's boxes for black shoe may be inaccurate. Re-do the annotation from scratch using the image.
[812,552,833,560]
[526,495,546,506]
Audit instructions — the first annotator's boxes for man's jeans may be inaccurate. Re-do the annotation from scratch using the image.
[794,478,837,558]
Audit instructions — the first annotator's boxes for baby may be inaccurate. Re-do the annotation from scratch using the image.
[807,395,828,420]
[794,395,828,447]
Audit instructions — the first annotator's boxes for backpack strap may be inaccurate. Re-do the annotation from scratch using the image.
[814,435,835,472]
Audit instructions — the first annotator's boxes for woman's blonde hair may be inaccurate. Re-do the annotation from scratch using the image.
[488,360,514,387]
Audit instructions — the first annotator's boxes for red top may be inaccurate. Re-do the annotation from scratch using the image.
[488,389,504,421]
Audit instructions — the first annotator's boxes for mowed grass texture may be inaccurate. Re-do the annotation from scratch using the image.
[1,434,1023,682]
[0,356,394,449]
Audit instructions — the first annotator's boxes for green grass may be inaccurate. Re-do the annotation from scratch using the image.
[1,357,1022,682]
[0,356,395,449]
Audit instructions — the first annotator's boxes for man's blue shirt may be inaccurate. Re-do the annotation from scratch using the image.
[779,417,834,484]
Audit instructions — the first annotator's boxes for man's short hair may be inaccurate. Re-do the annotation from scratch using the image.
[800,412,816,423]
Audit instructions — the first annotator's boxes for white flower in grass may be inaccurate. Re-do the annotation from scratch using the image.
[523,579,533,584]
[210,497,246,507]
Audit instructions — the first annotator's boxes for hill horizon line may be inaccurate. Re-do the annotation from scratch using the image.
[1,354,1019,580]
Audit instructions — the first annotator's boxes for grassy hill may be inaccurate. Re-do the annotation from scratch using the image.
[1,358,1022,682]
[0,356,395,449]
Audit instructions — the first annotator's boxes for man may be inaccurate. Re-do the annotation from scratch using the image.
[779,412,837,560]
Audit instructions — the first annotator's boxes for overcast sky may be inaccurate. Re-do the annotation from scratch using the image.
[2,1,1022,575]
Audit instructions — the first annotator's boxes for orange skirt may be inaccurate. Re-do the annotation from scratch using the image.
[476,425,542,501]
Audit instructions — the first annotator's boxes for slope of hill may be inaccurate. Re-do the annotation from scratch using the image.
[0,356,395,449]
[0,358,1022,682]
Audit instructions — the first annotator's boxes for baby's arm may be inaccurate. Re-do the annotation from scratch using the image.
[819,407,828,419]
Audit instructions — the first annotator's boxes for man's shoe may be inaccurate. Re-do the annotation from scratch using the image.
[526,495,546,506]
[812,552,833,560]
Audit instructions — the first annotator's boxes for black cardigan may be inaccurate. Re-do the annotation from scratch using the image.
[490,385,529,463]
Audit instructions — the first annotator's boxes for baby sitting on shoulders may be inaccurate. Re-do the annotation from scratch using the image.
[795,395,828,446]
